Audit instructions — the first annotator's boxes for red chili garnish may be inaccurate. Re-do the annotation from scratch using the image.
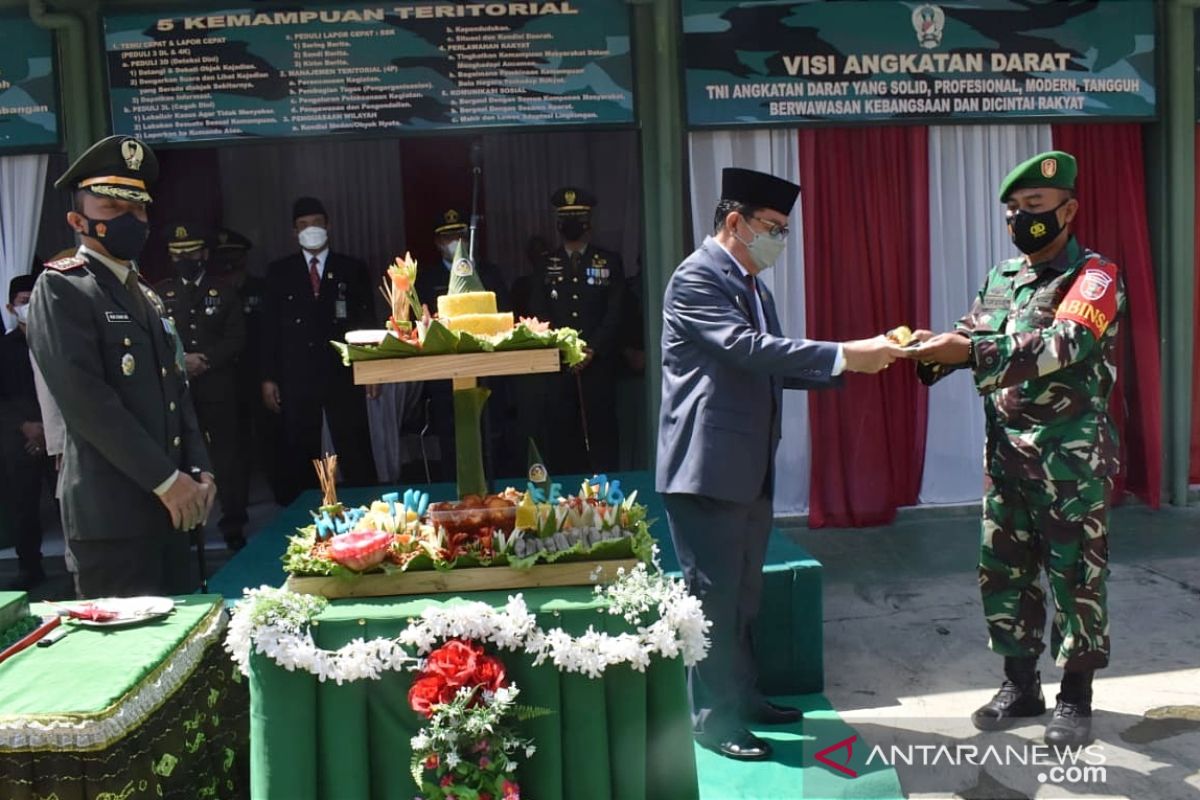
[67,604,120,622]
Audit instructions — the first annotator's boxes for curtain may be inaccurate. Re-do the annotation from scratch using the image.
[686,129,811,516]
[1192,125,1200,485]
[481,130,643,285]
[1051,123,1162,507]
[0,154,48,330]
[920,124,1053,504]
[798,127,929,528]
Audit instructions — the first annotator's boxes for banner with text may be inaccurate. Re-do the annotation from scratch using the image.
[104,1,633,144]
[0,17,59,152]
[683,0,1155,127]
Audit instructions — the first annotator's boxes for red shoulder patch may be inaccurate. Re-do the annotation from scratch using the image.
[1055,257,1119,338]
[43,255,87,272]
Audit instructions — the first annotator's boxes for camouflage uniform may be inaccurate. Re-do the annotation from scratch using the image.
[923,236,1124,671]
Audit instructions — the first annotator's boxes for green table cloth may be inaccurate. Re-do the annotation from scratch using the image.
[249,586,700,800]
[0,595,249,800]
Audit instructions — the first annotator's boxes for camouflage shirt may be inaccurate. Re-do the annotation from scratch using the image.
[928,237,1125,481]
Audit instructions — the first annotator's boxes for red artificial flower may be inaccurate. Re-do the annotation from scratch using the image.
[409,675,455,718]
[474,655,507,693]
[502,780,520,800]
[426,639,482,688]
[424,754,438,770]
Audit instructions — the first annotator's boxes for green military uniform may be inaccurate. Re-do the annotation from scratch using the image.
[921,152,1124,673]
[527,187,624,473]
[27,136,211,598]
[156,224,247,548]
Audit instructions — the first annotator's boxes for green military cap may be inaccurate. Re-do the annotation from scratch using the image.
[166,222,209,255]
[551,186,595,213]
[998,150,1077,201]
[434,208,468,235]
[53,135,158,203]
[215,227,252,251]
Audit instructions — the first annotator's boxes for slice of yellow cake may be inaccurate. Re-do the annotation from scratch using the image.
[443,312,515,337]
[438,291,497,318]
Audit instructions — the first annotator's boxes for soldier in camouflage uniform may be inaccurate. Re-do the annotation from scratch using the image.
[907,151,1123,747]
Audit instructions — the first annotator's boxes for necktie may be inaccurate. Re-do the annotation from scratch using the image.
[309,256,321,297]
[742,272,761,331]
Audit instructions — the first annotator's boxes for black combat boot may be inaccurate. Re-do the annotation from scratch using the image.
[1045,670,1094,747]
[971,656,1046,731]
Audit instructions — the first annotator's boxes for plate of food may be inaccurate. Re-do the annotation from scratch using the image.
[64,597,176,627]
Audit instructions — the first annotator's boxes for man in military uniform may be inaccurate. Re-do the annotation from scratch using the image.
[26,135,214,598]
[414,209,511,481]
[156,224,247,550]
[907,151,1123,747]
[260,197,377,503]
[528,187,623,474]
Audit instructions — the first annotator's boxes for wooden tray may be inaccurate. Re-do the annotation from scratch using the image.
[352,349,561,386]
[286,558,640,600]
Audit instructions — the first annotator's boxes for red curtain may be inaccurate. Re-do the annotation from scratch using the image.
[1192,126,1200,484]
[798,127,929,528]
[1051,123,1162,506]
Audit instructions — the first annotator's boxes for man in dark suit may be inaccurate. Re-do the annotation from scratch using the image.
[156,223,247,550]
[27,135,214,598]
[0,275,52,589]
[657,168,903,760]
[528,187,624,474]
[260,197,377,503]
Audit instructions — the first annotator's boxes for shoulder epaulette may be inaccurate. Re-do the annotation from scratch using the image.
[43,255,87,272]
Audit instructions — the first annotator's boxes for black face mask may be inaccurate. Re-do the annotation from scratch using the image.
[1007,199,1069,255]
[557,217,589,242]
[84,212,149,262]
[174,258,204,282]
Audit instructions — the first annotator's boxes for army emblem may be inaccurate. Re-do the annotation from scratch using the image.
[121,353,136,376]
[912,4,945,49]
[1041,158,1057,178]
[95,222,108,238]
[121,139,145,171]
[564,190,576,205]
[444,209,460,225]
[1079,268,1114,301]
[528,462,548,483]
[452,258,475,277]
[175,225,189,239]
[1030,221,1048,238]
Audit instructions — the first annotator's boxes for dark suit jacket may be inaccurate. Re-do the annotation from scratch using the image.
[259,250,374,404]
[655,237,840,503]
[27,254,211,541]
[157,272,245,403]
[0,329,39,440]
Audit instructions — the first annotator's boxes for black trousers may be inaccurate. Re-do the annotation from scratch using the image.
[545,356,619,475]
[71,533,192,598]
[663,491,773,737]
[1,441,50,573]
[279,385,376,504]
[195,399,246,536]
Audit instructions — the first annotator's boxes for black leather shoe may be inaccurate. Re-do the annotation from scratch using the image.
[698,728,773,761]
[745,700,803,725]
[972,677,1046,731]
[1045,699,1093,747]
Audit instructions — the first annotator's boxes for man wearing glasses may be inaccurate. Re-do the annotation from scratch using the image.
[657,167,903,761]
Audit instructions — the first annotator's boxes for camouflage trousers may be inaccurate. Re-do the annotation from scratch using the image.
[979,476,1111,671]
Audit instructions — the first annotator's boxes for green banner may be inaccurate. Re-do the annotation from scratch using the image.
[0,17,59,152]
[104,1,634,144]
[684,0,1156,127]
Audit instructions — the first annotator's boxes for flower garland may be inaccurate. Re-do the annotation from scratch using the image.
[224,563,710,685]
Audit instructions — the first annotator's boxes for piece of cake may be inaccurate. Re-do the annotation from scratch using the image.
[436,243,515,337]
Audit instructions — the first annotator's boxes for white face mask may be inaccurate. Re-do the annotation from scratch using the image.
[13,303,29,325]
[439,240,461,262]
[734,219,786,272]
[298,225,328,250]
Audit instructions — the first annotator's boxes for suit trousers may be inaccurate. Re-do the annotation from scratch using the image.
[663,491,773,736]
[1,442,50,572]
[195,399,247,536]
[71,533,193,598]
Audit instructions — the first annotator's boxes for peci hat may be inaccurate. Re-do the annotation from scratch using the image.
[720,168,800,216]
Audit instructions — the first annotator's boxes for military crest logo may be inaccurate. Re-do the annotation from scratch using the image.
[1041,158,1058,178]
[121,139,145,171]
[1079,268,1114,301]
[121,353,136,376]
[564,189,577,205]
[175,225,188,239]
[912,4,945,49]
[444,209,460,225]
[452,258,475,277]
[528,462,548,484]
